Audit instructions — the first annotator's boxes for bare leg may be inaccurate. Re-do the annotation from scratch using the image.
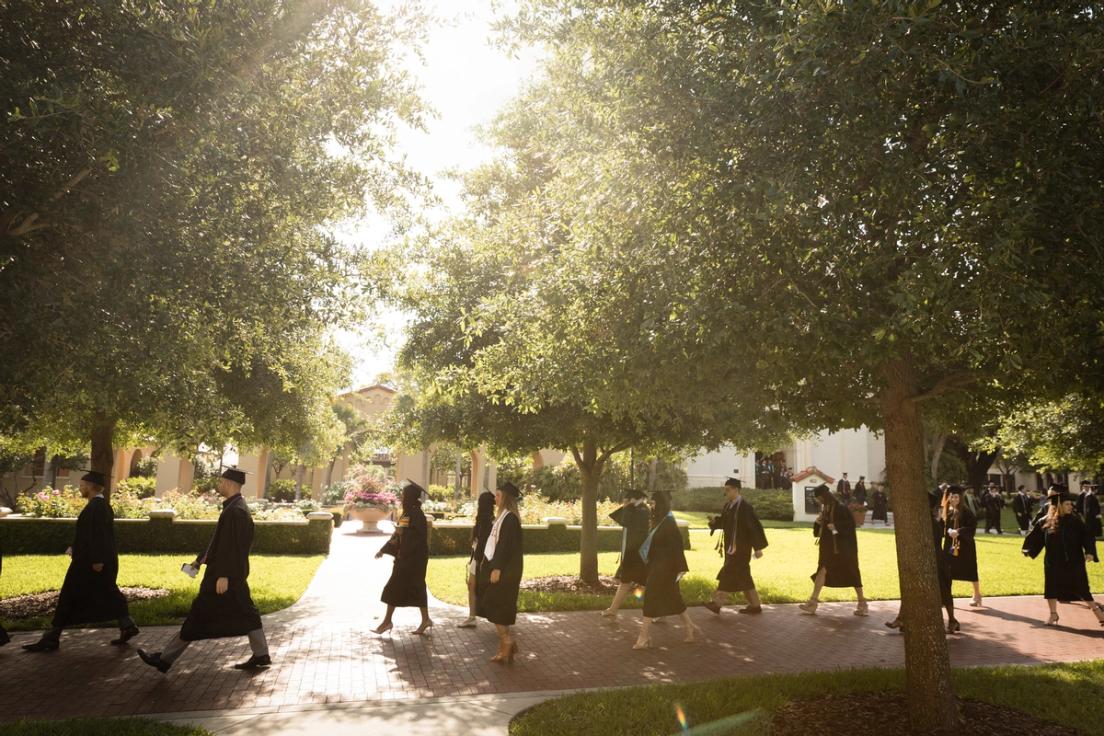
[744,589,762,608]
[373,605,395,634]
[603,583,633,617]
[467,575,478,618]
[971,581,982,606]
[680,610,701,642]
[633,615,653,649]
[413,607,433,634]
[1046,598,1059,625]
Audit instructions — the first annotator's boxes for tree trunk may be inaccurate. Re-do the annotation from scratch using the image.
[646,458,658,492]
[880,359,962,731]
[90,415,117,501]
[295,464,305,502]
[945,437,998,489]
[928,433,946,484]
[44,451,59,490]
[574,439,604,585]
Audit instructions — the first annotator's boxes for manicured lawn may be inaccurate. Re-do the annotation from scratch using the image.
[427,528,1104,612]
[672,510,808,529]
[0,719,210,736]
[0,554,324,631]
[508,660,1104,736]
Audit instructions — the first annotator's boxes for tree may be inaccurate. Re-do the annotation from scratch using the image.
[489,1,1104,729]
[989,394,1104,475]
[1,1,424,491]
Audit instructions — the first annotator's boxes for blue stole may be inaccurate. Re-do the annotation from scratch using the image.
[639,512,673,564]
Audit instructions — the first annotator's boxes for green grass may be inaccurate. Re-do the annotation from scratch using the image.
[0,719,210,736]
[673,510,808,529]
[508,660,1104,736]
[427,527,1104,612]
[0,554,324,631]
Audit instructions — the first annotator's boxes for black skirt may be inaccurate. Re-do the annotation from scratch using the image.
[615,549,648,587]
[716,544,755,593]
[180,579,262,641]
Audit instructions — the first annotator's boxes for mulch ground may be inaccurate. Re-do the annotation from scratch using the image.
[520,575,622,594]
[769,694,1080,736]
[0,587,169,620]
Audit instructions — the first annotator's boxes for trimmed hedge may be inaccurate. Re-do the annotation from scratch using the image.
[0,516,333,555]
[671,487,794,521]
[428,520,691,556]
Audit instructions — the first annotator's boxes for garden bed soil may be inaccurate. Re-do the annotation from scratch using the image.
[520,575,622,594]
[769,694,1079,736]
[0,587,170,620]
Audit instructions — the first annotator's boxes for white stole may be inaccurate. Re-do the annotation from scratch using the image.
[484,509,513,561]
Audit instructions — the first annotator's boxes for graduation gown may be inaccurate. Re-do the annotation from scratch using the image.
[712,498,768,593]
[982,493,1005,530]
[380,506,429,608]
[0,539,9,639]
[1011,493,1035,531]
[610,503,650,586]
[1078,491,1102,538]
[180,494,262,641]
[812,502,863,588]
[1023,514,1096,601]
[943,505,979,582]
[468,512,494,578]
[477,511,523,626]
[853,481,867,505]
[52,496,130,627]
[641,515,689,617]
[870,490,889,521]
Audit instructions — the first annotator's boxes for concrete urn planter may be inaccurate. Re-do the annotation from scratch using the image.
[348,505,393,533]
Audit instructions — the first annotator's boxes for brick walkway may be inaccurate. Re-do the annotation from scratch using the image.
[2,523,1102,721]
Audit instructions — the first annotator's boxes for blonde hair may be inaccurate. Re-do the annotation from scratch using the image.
[1043,500,1070,533]
[498,490,519,517]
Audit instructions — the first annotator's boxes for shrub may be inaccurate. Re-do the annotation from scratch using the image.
[671,487,793,521]
[117,476,157,499]
[428,520,691,556]
[192,474,220,494]
[320,483,347,506]
[342,464,398,508]
[427,484,457,502]
[17,486,85,518]
[131,457,160,478]
[268,479,298,503]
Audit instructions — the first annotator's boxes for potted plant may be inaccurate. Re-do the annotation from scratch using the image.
[342,466,398,533]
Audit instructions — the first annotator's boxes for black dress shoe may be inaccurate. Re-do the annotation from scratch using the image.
[703,601,722,615]
[137,649,171,673]
[737,605,763,615]
[233,654,272,671]
[111,625,140,646]
[22,637,59,653]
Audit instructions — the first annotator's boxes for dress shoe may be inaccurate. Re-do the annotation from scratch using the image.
[137,649,172,673]
[22,637,59,653]
[111,624,140,646]
[233,654,272,670]
[737,605,763,615]
[703,601,721,615]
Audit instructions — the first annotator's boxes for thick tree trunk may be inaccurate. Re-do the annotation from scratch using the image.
[575,439,604,585]
[880,359,962,731]
[646,458,658,492]
[929,433,946,483]
[945,436,998,489]
[90,415,117,501]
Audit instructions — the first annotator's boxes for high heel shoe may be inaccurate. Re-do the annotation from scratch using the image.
[970,596,983,607]
[798,600,818,616]
[371,621,394,635]
[1092,605,1104,627]
[600,608,618,618]
[632,635,653,650]
[413,621,434,636]
[1045,613,1059,626]
[683,623,702,643]
[854,602,869,617]
[946,619,961,635]
[456,616,476,629]
[884,619,902,630]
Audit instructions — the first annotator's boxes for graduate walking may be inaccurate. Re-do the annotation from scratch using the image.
[137,468,269,673]
[942,485,982,615]
[982,484,1005,534]
[1022,490,1104,627]
[1077,480,1101,539]
[458,490,496,629]
[633,491,700,649]
[704,478,767,616]
[885,489,957,634]
[602,488,651,618]
[800,484,868,617]
[23,471,138,652]
[870,484,889,525]
[477,482,524,664]
[1011,486,1036,536]
[373,481,432,636]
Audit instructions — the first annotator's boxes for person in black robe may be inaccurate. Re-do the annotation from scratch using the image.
[373,480,432,635]
[853,477,868,505]
[1022,492,1104,627]
[1011,485,1036,536]
[23,472,138,652]
[982,484,1005,535]
[870,484,889,524]
[942,485,982,608]
[1077,480,1102,539]
[137,468,269,673]
[704,478,768,616]
[886,489,958,634]
[836,473,852,504]
[633,491,700,649]
[800,484,868,617]
[602,488,651,618]
[478,482,524,663]
[458,490,496,628]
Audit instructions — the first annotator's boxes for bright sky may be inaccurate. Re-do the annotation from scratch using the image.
[334,0,543,389]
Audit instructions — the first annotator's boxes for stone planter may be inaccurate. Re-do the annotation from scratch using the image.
[848,503,867,527]
[348,505,393,533]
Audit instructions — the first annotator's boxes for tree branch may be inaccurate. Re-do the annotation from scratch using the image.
[911,372,979,403]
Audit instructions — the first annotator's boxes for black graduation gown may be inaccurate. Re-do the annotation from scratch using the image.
[180,494,262,641]
[812,503,863,588]
[943,505,979,582]
[52,496,130,627]
[870,490,888,521]
[836,480,852,503]
[477,512,523,626]
[642,515,689,617]
[853,482,867,505]
[0,540,8,639]
[983,494,1004,531]
[714,498,768,593]
[468,513,493,578]
[1023,514,1096,602]
[380,506,429,608]
[610,504,650,586]
[1011,493,1035,531]
[1078,491,1102,538]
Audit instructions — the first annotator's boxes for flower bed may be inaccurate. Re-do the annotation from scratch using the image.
[16,486,324,522]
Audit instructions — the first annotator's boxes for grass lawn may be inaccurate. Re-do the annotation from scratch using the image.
[508,660,1104,736]
[0,719,210,736]
[672,510,808,529]
[0,554,324,631]
[427,527,1104,612]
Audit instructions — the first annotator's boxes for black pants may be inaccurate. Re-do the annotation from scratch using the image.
[1015,513,1030,532]
[985,511,1002,533]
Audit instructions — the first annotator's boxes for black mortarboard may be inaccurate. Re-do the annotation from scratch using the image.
[624,487,647,500]
[499,482,521,498]
[221,468,248,485]
[402,479,427,496]
[80,471,106,487]
[1050,491,1074,506]
[724,477,742,489]
[947,484,964,496]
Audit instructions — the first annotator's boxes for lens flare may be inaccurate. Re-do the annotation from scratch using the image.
[633,586,645,600]
[674,702,689,731]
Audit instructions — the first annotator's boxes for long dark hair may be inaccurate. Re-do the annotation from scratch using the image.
[650,490,671,527]
[401,482,424,516]
[471,490,495,541]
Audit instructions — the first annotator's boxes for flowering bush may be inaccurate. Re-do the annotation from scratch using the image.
[17,486,85,518]
[342,464,398,508]
[16,486,326,522]
[444,494,622,525]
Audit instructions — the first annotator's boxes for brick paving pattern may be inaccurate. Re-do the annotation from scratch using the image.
[1,524,1102,720]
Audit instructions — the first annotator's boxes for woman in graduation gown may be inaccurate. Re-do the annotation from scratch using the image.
[885,489,958,633]
[458,490,496,628]
[942,485,982,610]
[799,484,869,617]
[1023,491,1104,627]
[23,471,137,652]
[602,488,651,619]
[870,485,889,525]
[633,491,700,649]
[478,482,524,663]
[373,481,432,635]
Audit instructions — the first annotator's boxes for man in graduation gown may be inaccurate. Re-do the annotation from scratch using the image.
[137,468,270,673]
[836,473,852,503]
[1078,480,1102,539]
[1011,485,1035,536]
[23,472,138,652]
[982,484,1005,534]
[705,477,768,615]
